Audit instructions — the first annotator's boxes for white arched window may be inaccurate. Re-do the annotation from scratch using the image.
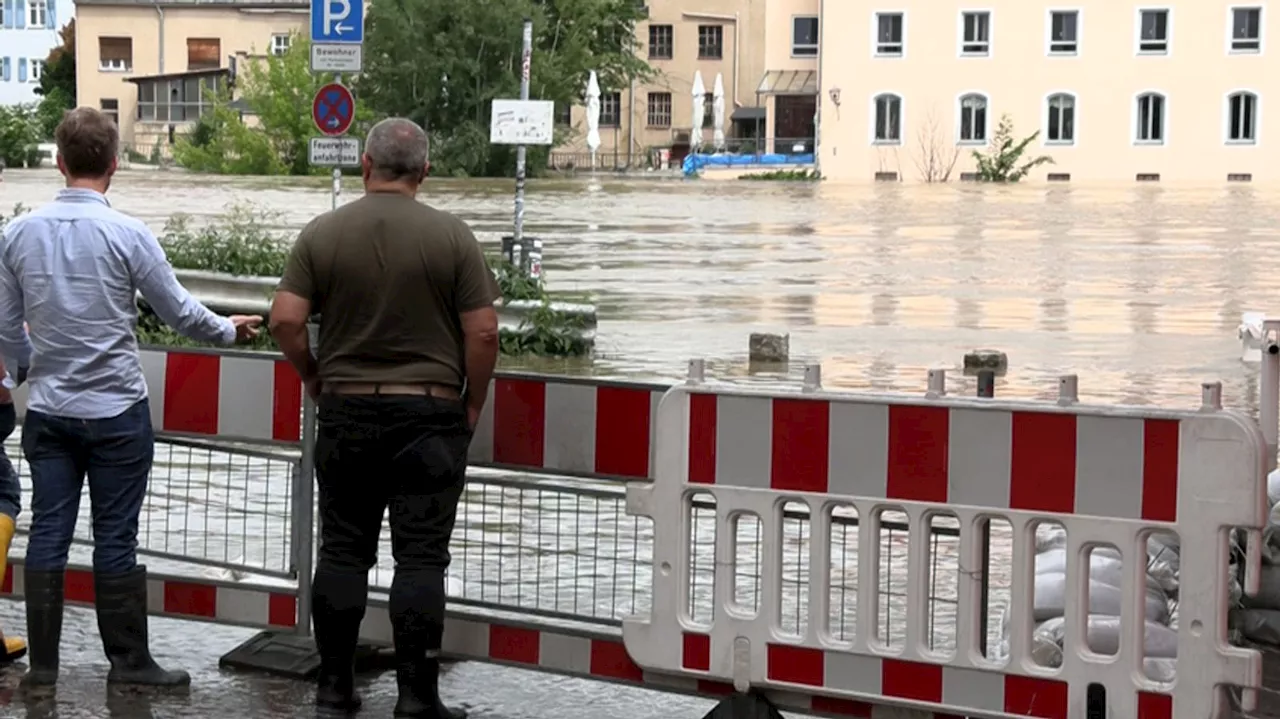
[873,93,902,143]
[1135,92,1166,143]
[959,93,988,142]
[1227,91,1258,143]
[1046,93,1075,143]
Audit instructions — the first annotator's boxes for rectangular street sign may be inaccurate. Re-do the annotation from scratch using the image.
[310,0,363,44]
[311,43,362,73]
[489,99,555,146]
[309,137,362,167]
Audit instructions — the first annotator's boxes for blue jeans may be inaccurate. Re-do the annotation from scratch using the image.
[0,403,21,520]
[21,399,153,573]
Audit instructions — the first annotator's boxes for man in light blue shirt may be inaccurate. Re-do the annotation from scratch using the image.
[0,108,262,693]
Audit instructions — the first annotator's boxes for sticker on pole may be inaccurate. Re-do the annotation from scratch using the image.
[312,83,355,136]
[489,99,554,145]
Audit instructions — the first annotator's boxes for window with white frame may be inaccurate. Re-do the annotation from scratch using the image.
[1049,10,1078,54]
[271,34,291,56]
[1231,8,1262,52]
[959,93,988,142]
[1046,93,1075,143]
[29,59,44,83]
[873,93,902,143]
[99,37,133,72]
[1227,91,1257,142]
[647,91,672,127]
[28,0,47,27]
[1135,92,1166,142]
[792,16,819,57]
[1138,9,1169,53]
[875,13,904,56]
[961,12,990,55]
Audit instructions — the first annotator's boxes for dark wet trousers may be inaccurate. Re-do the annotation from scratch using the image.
[312,394,470,717]
[18,398,188,690]
[0,402,22,520]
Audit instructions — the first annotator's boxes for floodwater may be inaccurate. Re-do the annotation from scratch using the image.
[1,168,1278,717]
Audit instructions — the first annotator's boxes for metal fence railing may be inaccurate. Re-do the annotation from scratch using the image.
[6,433,300,580]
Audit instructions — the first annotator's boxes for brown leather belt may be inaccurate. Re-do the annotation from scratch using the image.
[325,382,461,400]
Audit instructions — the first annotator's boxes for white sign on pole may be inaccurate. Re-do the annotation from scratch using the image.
[311,44,362,73]
[489,99,555,146]
[309,137,362,167]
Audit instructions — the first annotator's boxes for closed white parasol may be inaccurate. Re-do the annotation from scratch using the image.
[712,73,726,152]
[585,70,602,170]
[690,70,705,153]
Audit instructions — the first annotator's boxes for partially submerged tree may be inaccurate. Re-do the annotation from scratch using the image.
[912,106,959,183]
[972,113,1054,182]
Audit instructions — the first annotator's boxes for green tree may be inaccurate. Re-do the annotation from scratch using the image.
[359,0,652,177]
[0,105,41,167]
[972,113,1055,183]
[173,86,282,174]
[34,20,76,138]
[173,33,372,175]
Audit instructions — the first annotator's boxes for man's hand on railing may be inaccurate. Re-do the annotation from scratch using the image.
[229,315,263,344]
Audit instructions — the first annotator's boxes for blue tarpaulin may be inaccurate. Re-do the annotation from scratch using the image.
[682,153,816,177]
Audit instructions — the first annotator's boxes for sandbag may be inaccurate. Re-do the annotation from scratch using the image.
[1240,565,1280,611]
[1144,658,1177,683]
[1034,572,1170,625]
[1232,608,1280,647]
[1032,615,1178,659]
[1034,527,1179,593]
[1035,549,1166,593]
[996,615,1179,670]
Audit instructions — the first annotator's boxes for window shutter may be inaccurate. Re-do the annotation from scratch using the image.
[18,58,26,82]
[45,0,54,28]
[14,0,23,28]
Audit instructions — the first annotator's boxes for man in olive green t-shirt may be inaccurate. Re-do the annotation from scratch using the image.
[270,118,499,719]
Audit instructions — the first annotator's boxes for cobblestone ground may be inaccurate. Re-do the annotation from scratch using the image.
[0,600,724,719]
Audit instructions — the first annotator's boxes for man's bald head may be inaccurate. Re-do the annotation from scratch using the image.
[363,117,430,184]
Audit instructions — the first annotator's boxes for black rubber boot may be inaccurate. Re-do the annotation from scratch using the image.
[94,566,190,688]
[312,566,368,713]
[391,569,465,719]
[20,569,64,692]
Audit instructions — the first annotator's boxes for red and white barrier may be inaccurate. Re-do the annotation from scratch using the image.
[683,392,1180,521]
[625,383,1268,719]
[0,561,299,631]
[468,375,666,480]
[12,349,304,445]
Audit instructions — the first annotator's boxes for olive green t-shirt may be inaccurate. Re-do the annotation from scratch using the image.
[277,191,501,388]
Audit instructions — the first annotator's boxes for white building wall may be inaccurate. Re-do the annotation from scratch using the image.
[0,0,65,106]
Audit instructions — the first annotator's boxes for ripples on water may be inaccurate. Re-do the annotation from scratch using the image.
[6,169,1272,410]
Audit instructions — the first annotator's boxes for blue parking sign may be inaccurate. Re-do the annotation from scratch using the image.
[310,0,363,44]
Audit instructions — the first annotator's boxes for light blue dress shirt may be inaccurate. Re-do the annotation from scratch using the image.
[0,189,235,419]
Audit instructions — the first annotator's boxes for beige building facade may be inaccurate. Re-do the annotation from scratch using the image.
[811,0,1276,183]
[74,0,306,156]
[554,0,775,169]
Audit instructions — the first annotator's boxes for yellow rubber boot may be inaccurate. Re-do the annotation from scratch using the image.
[0,514,27,662]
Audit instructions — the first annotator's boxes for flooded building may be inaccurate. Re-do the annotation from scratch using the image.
[74,0,306,158]
[552,0,773,170]
[811,0,1274,183]
[0,0,63,106]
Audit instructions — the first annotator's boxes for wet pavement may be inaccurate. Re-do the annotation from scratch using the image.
[0,601,722,718]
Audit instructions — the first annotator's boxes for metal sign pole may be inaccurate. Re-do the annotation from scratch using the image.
[513,17,533,273]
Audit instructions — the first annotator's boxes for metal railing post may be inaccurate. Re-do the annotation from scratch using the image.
[292,391,318,637]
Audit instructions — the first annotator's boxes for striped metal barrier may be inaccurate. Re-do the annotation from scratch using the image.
[10,346,305,446]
